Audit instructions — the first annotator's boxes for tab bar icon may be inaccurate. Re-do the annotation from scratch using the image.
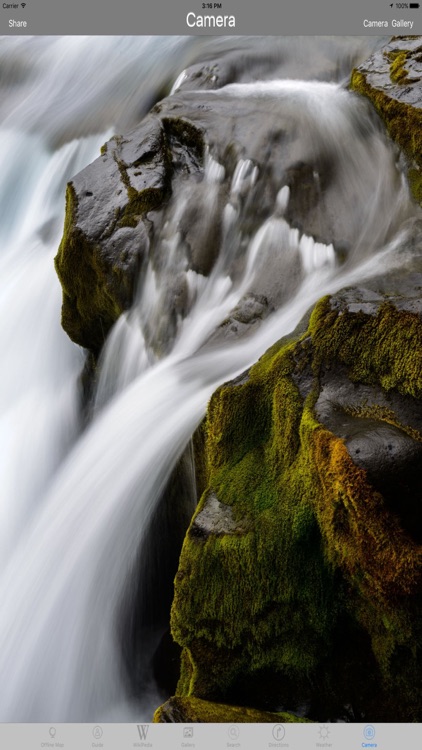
[137,724,149,740]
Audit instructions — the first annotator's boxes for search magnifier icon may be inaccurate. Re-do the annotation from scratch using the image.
[228,725,239,740]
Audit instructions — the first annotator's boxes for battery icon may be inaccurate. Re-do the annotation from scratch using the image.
[410,2,420,6]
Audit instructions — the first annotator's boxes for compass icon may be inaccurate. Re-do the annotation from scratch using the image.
[318,724,330,740]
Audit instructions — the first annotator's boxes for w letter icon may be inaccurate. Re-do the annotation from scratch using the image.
[137,724,149,740]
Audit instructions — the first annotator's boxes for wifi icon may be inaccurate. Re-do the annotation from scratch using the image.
[21,2,26,6]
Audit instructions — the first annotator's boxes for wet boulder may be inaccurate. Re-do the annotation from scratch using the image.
[153,695,308,723]
[170,270,422,722]
[55,49,407,356]
[54,116,192,354]
[351,36,422,205]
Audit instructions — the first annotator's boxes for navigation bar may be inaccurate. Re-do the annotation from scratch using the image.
[1,0,422,35]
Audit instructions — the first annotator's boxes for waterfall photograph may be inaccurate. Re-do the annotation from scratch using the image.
[0,34,420,724]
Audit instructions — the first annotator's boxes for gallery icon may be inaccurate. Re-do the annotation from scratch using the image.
[183,726,194,737]
[272,724,285,740]
[228,725,240,740]
[92,725,103,739]
[364,725,376,740]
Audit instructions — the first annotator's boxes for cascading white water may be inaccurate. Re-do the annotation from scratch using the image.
[0,36,419,722]
[0,133,105,568]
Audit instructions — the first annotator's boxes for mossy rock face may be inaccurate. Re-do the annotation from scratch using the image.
[54,116,199,354]
[350,37,422,206]
[153,695,309,723]
[171,272,422,721]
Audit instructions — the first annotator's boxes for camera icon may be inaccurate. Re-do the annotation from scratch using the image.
[364,725,376,740]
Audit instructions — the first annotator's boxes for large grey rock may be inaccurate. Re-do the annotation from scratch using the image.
[350,37,422,205]
[56,42,406,355]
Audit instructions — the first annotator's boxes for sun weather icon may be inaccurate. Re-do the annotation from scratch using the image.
[318,724,331,740]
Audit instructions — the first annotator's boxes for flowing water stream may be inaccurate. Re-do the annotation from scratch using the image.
[0,35,418,721]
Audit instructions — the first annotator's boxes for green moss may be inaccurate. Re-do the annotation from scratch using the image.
[389,51,409,84]
[310,297,422,398]
[193,419,209,502]
[54,183,122,354]
[176,647,195,696]
[172,334,341,701]
[171,292,422,717]
[308,298,422,701]
[408,167,422,205]
[162,117,205,161]
[117,186,166,228]
[153,695,310,723]
[385,49,419,85]
[350,68,422,206]
[55,124,174,352]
